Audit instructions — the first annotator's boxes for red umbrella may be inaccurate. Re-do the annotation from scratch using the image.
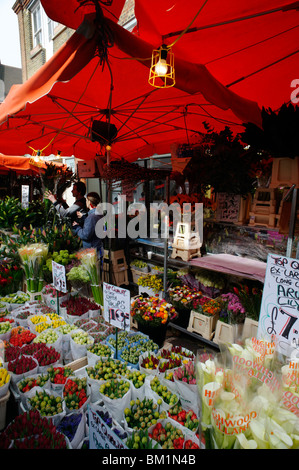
[0,0,297,161]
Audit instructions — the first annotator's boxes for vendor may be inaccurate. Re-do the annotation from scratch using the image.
[44,181,87,225]
[72,192,104,259]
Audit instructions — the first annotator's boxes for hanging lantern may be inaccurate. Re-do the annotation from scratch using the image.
[148,44,175,89]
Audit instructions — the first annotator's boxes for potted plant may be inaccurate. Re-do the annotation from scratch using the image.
[188,296,222,340]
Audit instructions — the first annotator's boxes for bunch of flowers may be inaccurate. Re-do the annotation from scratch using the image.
[76,248,103,305]
[220,292,246,324]
[173,360,196,385]
[168,285,202,311]
[0,261,23,296]
[131,296,177,327]
[137,274,163,294]
[43,284,68,298]
[196,339,299,449]
[0,410,68,449]
[233,284,263,321]
[18,243,48,292]
[61,295,99,317]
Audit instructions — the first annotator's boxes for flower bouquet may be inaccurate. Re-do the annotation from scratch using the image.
[169,285,202,311]
[18,243,48,293]
[137,274,163,296]
[220,293,246,324]
[196,339,299,449]
[131,296,177,347]
[233,284,263,322]
[76,248,103,305]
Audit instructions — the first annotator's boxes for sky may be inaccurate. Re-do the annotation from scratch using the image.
[0,0,21,68]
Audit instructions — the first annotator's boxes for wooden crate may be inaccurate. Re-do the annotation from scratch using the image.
[187,310,219,340]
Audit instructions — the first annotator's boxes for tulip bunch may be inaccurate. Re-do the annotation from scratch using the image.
[63,377,88,410]
[149,421,185,449]
[18,374,49,393]
[174,360,197,385]
[140,354,159,371]
[124,398,166,431]
[9,326,36,347]
[48,366,73,385]
[168,405,199,431]
[0,410,67,449]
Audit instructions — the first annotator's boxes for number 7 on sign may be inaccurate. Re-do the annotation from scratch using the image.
[279,308,298,340]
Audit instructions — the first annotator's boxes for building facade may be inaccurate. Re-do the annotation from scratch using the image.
[13,0,136,82]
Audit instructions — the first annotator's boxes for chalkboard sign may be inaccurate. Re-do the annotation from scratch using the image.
[216,193,241,223]
[257,253,299,355]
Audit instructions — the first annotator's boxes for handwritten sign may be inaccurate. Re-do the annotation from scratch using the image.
[216,193,240,223]
[103,282,130,331]
[257,253,299,355]
[88,406,127,449]
[52,261,67,293]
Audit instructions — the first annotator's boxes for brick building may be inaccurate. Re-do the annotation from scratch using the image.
[13,0,136,82]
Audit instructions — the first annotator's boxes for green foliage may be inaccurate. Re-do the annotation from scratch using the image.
[178,124,261,196]
[241,103,299,158]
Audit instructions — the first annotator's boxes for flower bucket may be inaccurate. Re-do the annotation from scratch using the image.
[187,311,219,340]
[137,321,168,349]
[241,317,259,339]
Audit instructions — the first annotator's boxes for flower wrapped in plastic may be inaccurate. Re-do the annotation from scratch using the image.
[196,336,299,449]
[76,248,103,305]
[18,243,48,292]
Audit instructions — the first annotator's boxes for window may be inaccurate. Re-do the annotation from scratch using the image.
[32,3,42,47]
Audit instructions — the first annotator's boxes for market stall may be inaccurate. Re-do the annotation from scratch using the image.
[0,0,298,451]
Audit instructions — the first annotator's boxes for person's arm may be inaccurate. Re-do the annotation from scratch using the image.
[73,215,95,242]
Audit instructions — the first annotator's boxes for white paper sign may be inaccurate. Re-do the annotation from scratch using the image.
[88,406,127,449]
[103,282,130,331]
[257,253,299,355]
[52,261,67,293]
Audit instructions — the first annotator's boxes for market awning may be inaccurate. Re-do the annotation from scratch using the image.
[0,153,65,175]
[0,0,297,162]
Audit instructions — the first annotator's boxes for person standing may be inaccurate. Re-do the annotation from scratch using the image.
[44,181,87,224]
[72,192,104,258]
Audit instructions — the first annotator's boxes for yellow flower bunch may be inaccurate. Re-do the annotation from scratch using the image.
[137,274,163,293]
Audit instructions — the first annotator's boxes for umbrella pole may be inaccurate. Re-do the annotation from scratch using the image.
[163,176,170,299]
[106,146,112,284]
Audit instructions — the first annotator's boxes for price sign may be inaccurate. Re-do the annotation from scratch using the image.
[88,406,127,449]
[52,261,67,293]
[257,253,299,355]
[103,282,130,331]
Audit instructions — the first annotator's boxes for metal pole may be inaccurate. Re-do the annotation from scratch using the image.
[163,176,170,299]
[285,185,297,258]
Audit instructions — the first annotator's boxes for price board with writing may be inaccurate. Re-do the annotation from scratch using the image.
[215,193,241,223]
[257,253,299,355]
[52,261,68,293]
[103,282,130,331]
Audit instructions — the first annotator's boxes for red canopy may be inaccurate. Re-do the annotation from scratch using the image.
[0,0,297,162]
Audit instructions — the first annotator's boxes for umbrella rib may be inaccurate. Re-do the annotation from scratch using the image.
[226,48,299,88]
[205,24,299,65]
[163,3,299,40]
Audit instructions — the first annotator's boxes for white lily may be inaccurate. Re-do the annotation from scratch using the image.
[235,433,258,449]
[267,418,293,449]
[249,418,270,449]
